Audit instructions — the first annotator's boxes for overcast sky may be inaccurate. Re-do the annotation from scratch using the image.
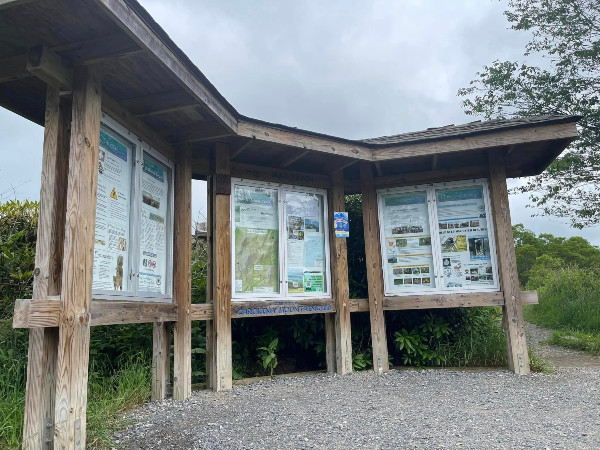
[0,0,598,245]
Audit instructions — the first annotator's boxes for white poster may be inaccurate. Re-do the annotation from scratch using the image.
[93,128,133,292]
[138,153,170,294]
[436,187,495,289]
[381,192,436,291]
[286,192,326,294]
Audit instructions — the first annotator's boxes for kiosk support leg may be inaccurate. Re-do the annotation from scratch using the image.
[328,170,353,374]
[360,164,389,373]
[53,65,102,449]
[22,86,70,450]
[173,146,192,400]
[152,322,171,401]
[211,143,232,391]
[488,149,530,375]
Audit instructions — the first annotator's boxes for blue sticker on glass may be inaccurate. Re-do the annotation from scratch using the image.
[334,211,349,238]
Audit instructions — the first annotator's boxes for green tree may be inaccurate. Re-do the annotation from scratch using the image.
[459,0,600,228]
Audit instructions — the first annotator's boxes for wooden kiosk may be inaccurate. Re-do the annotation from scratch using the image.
[0,0,579,448]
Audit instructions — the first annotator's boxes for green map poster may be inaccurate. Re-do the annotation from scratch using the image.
[233,185,279,294]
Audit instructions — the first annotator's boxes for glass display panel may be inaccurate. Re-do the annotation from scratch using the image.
[436,185,495,289]
[380,192,436,292]
[233,185,280,294]
[93,126,134,292]
[285,192,327,295]
[138,153,171,295]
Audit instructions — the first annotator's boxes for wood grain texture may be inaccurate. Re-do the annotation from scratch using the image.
[90,300,177,325]
[26,46,73,92]
[173,146,192,401]
[488,148,530,375]
[54,65,102,449]
[324,314,336,373]
[95,0,238,132]
[152,322,171,401]
[372,123,578,161]
[205,175,214,389]
[212,144,232,391]
[190,303,213,321]
[237,120,371,160]
[360,163,389,373]
[230,162,330,189]
[22,89,68,450]
[520,290,538,305]
[231,298,335,318]
[329,170,352,374]
[371,166,488,190]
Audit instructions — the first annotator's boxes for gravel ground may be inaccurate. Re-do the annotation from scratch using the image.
[115,366,600,449]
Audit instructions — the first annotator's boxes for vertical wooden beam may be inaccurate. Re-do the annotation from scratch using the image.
[211,143,232,391]
[205,175,214,389]
[328,170,353,374]
[22,86,70,450]
[324,314,336,372]
[360,163,389,373]
[152,322,171,401]
[173,146,193,400]
[53,65,102,449]
[488,149,530,375]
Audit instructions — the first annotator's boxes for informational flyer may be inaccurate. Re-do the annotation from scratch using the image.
[381,192,436,291]
[138,154,170,294]
[233,185,279,294]
[334,211,349,238]
[286,192,326,295]
[436,186,495,288]
[92,128,133,292]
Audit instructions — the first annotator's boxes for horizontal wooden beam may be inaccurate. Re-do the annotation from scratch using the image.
[348,290,538,312]
[53,33,142,66]
[237,120,372,161]
[231,139,254,160]
[372,165,488,190]
[280,149,311,168]
[166,123,232,144]
[95,0,238,133]
[372,123,579,162]
[190,303,213,321]
[120,89,197,117]
[13,299,177,328]
[231,162,331,189]
[26,45,73,92]
[232,299,335,318]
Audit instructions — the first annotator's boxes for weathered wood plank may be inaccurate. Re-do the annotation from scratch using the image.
[231,298,335,318]
[230,139,254,160]
[190,303,213,321]
[22,89,68,450]
[231,162,330,189]
[27,45,73,92]
[152,322,171,401]
[360,163,389,373]
[324,314,336,373]
[489,148,530,375]
[205,174,215,389]
[372,122,579,161]
[95,0,238,132]
[90,300,177,325]
[329,170,352,374]
[520,290,538,305]
[280,149,311,168]
[173,146,193,401]
[212,144,233,391]
[237,120,372,160]
[54,65,102,449]
[372,166,488,190]
[383,292,504,310]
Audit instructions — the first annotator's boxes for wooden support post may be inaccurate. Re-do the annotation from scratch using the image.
[152,322,171,401]
[22,86,70,450]
[328,170,352,374]
[205,175,214,388]
[53,65,102,449]
[211,143,232,391]
[488,149,530,375]
[360,163,389,373]
[173,146,193,400]
[324,314,336,373]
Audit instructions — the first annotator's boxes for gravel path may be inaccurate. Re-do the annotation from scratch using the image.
[116,366,600,449]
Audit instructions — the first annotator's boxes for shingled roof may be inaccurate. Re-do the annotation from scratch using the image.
[360,115,580,147]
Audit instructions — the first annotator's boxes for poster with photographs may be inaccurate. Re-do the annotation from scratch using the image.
[286,192,326,295]
[381,192,436,291]
[138,153,170,295]
[93,128,133,292]
[233,185,279,294]
[436,186,494,288]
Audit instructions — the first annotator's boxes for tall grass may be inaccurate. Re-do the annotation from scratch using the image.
[524,267,600,333]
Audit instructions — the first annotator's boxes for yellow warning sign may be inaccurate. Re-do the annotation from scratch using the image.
[110,188,118,200]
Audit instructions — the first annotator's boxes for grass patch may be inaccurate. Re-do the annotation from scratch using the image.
[528,347,553,374]
[547,330,600,355]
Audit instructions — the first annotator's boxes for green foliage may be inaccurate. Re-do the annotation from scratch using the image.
[393,315,450,367]
[528,346,553,374]
[351,349,373,371]
[548,330,600,355]
[513,224,600,286]
[345,195,367,299]
[0,200,38,319]
[257,338,279,377]
[524,267,600,332]
[459,0,600,228]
